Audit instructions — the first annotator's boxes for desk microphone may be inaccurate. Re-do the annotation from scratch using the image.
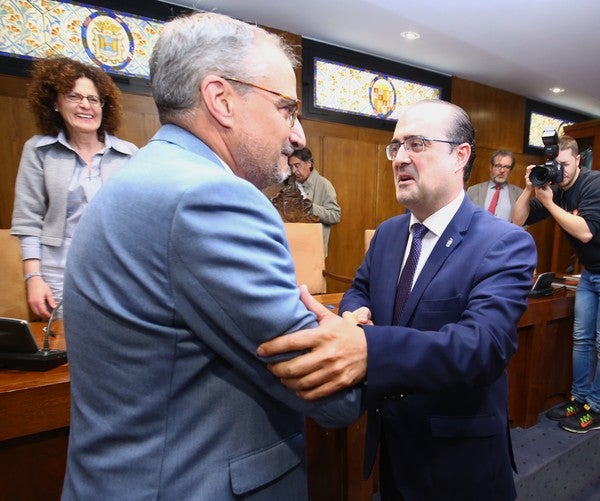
[43,299,63,352]
[0,301,67,371]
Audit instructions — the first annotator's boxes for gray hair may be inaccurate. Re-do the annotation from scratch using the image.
[150,12,298,124]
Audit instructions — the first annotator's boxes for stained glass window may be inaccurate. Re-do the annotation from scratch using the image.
[524,99,591,153]
[314,57,442,122]
[528,112,573,149]
[0,0,166,80]
[302,39,451,130]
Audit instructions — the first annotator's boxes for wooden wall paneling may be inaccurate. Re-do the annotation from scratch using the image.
[322,136,379,292]
[354,121,404,225]
[303,118,393,292]
[374,145,403,224]
[451,77,526,152]
[118,93,160,147]
[0,75,37,229]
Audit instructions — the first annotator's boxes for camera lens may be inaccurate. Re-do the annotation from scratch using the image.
[530,165,551,187]
[530,162,563,187]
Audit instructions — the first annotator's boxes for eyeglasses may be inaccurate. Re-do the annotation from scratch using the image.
[223,77,300,127]
[385,136,461,160]
[492,164,512,171]
[64,92,105,107]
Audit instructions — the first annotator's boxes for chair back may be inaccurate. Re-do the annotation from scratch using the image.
[0,230,29,320]
[284,223,327,294]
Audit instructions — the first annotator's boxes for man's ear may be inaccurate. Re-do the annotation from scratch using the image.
[201,75,235,128]
[455,142,472,169]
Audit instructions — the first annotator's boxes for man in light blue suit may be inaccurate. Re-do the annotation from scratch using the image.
[260,100,537,500]
[61,13,362,500]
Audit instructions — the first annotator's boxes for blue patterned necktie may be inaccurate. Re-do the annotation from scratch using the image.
[393,223,428,324]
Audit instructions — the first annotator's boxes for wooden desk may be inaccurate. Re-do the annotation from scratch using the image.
[508,287,575,428]
[0,322,69,501]
[0,290,575,501]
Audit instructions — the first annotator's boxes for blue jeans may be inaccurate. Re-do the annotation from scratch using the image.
[571,269,600,413]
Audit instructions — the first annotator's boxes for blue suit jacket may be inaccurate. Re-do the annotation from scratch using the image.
[340,196,536,500]
[62,125,362,500]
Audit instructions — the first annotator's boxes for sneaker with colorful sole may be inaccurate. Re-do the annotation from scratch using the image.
[559,404,600,434]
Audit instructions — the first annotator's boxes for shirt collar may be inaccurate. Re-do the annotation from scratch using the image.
[410,190,464,237]
[38,130,113,154]
[213,153,234,174]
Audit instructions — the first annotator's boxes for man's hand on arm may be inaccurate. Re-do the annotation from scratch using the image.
[257,285,368,400]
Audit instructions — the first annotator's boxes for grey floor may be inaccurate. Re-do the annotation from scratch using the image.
[512,413,600,500]
[369,414,600,500]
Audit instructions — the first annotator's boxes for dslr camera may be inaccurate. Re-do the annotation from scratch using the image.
[529,129,563,187]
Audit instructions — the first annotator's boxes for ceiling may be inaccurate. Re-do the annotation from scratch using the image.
[159,0,600,119]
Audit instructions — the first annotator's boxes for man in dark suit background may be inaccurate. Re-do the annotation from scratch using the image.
[467,149,523,221]
[259,100,537,500]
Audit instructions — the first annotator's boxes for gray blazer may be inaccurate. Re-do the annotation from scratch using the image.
[466,182,523,221]
[11,133,138,246]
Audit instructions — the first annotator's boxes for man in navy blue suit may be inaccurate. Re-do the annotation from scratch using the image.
[259,99,537,500]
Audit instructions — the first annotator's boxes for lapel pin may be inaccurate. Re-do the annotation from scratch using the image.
[446,238,453,248]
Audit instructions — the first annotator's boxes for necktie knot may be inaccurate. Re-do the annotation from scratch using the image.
[411,223,428,241]
[495,183,502,191]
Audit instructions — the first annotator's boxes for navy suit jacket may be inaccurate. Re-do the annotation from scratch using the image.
[340,195,536,500]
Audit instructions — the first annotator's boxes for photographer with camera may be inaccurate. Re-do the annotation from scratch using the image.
[513,133,600,433]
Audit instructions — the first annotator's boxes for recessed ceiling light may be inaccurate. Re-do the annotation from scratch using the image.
[549,87,565,94]
[400,31,420,41]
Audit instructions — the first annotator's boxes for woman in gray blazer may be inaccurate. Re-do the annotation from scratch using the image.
[11,56,137,319]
